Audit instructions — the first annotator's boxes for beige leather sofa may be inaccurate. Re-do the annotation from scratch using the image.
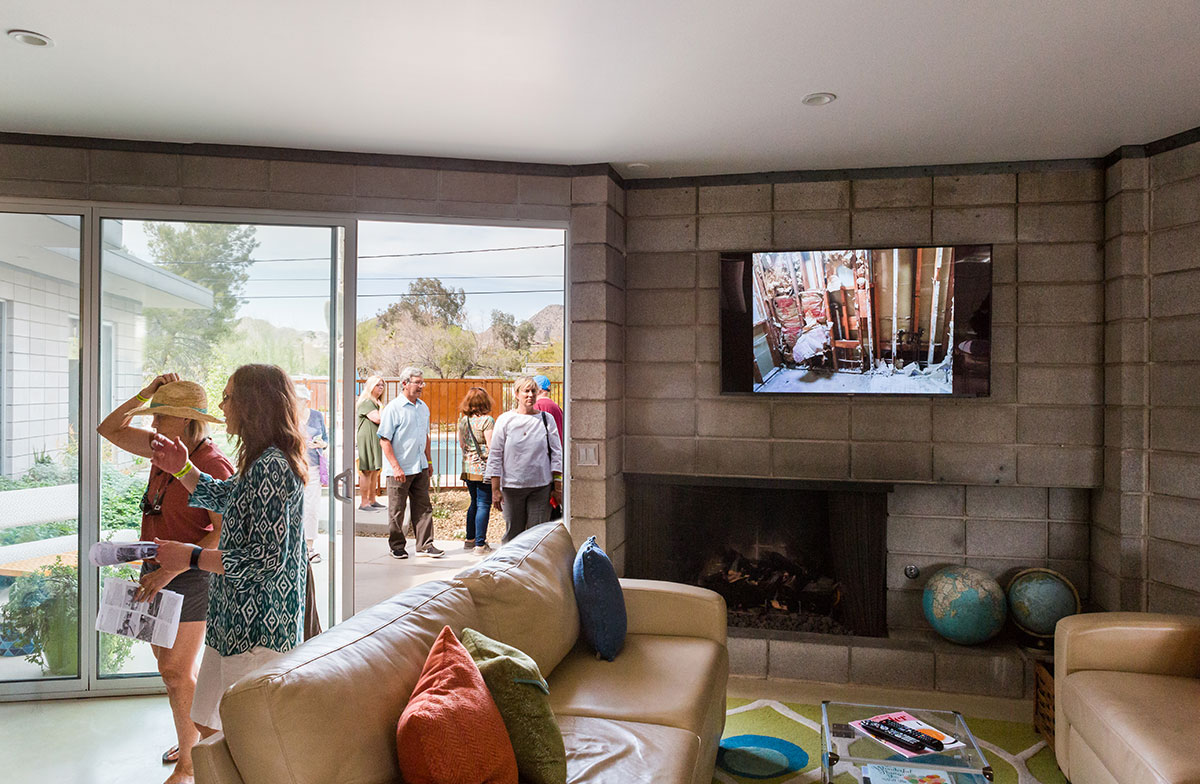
[194,522,729,784]
[1055,612,1200,784]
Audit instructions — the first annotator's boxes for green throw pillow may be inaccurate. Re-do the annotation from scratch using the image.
[461,627,567,784]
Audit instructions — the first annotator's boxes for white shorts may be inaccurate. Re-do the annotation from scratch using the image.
[302,474,321,541]
[191,644,284,732]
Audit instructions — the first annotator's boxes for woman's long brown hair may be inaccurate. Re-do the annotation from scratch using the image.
[228,364,308,482]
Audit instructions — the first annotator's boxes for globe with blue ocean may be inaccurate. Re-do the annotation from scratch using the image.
[1006,568,1079,638]
[922,566,1007,645]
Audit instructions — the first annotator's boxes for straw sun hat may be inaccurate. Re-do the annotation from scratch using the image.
[128,380,224,424]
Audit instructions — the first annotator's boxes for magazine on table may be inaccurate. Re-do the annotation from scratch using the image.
[850,710,965,759]
[862,763,953,784]
[95,577,183,648]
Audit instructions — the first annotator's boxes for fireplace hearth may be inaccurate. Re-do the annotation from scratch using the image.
[625,474,889,637]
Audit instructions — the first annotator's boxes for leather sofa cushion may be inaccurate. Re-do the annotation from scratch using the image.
[548,633,728,742]
[1061,670,1200,784]
[219,580,480,784]
[456,522,580,677]
[557,715,701,784]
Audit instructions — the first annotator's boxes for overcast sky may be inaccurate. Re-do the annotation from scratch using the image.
[120,219,565,333]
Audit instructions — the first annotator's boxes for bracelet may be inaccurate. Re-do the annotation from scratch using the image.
[189,545,203,570]
[172,460,194,479]
[134,392,150,403]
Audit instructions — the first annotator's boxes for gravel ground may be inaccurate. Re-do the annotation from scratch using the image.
[431,487,506,544]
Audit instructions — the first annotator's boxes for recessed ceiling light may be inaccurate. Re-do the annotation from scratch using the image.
[7,29,53,47]
[627,163,651,171]
[802,92,837,106]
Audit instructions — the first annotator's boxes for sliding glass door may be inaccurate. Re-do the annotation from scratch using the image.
[0,210,84,691]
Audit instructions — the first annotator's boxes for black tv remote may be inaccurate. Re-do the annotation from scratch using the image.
[882,718,945,751]
[859,719,927,752]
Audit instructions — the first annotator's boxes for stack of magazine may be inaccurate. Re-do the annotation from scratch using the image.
[851,710,966,784]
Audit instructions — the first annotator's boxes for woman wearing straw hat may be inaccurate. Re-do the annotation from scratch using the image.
[97,373,234,784]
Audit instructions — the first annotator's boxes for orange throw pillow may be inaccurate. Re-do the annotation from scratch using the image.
[396,626,519,784]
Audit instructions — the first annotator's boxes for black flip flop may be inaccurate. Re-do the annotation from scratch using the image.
[162,744,179,764]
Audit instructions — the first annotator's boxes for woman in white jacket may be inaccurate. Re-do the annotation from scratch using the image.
[484,376,563,542]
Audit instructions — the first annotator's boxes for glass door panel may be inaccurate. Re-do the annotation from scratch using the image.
[97,218,341,677]
[0,212,83,685]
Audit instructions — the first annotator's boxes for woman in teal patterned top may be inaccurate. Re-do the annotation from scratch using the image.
[151,364,309,738]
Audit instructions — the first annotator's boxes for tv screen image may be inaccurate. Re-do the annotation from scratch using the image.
[720,245,991,396]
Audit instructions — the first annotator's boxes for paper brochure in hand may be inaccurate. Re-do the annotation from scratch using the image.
[95,577,182,649]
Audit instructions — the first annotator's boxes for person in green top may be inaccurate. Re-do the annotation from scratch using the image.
[151,363,309,738]
[356,374,385,511]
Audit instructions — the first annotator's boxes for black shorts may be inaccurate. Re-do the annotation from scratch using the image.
[140,563,210,623]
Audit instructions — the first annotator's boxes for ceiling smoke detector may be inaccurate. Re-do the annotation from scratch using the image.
[802,92,837,106]
[7,29,53,47]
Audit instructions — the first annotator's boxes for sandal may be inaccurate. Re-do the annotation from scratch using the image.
[162,744,179,764]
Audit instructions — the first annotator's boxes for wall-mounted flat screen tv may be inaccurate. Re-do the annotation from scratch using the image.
[720,245,992,396]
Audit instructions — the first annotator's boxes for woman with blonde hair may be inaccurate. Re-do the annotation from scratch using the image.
[355,375,386,511]
[98,373,234,783]
[484,376,563,543]
[151,364,308,741]
[456,386,494,554]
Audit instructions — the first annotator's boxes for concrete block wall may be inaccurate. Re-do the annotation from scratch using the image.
[567,174,628,569]
[623,168,1105,488]
[1095,156,1151,610]
[886,484,1090,631]
[1145,140,1200,614]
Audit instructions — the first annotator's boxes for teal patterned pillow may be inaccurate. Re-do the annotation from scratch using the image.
[461,627,567,784]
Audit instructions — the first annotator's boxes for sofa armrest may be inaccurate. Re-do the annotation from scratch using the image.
[620,578,727,646]
[1054,612,1200,682]
[194,732,245,784]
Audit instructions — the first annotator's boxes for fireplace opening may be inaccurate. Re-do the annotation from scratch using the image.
[625,475,888,638]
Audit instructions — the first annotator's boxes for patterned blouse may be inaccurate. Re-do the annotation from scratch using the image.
[458,414,493,478]
[189,446,306,656]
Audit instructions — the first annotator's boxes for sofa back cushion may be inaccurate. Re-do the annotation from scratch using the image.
[219,580,480,784]
[455,522,579,677]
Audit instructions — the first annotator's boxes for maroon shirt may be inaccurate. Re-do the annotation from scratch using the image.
[534,397,564,446]
[139,438,235,544]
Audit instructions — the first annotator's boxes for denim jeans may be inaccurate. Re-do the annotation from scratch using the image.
[464,479,492,546]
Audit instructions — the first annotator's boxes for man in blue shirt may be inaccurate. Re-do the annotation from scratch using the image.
[377,367,444,559]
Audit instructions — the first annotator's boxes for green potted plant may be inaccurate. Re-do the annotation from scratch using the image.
[0,559,135,675]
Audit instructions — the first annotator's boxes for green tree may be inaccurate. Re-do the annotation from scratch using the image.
[380,277,466,328]
[141,223,258,379]
[490,309,535,352]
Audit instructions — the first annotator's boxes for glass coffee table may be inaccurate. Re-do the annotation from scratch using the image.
[821,701,993,783]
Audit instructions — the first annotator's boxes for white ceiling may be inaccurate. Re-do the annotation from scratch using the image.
[3,1,1199,179]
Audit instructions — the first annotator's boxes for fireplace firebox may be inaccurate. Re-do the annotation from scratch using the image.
[625,474,889,637]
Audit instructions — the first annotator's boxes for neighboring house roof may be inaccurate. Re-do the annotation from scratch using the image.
[0,213,213,311]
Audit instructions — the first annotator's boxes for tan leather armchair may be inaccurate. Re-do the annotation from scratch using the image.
[1055,612,1200,784]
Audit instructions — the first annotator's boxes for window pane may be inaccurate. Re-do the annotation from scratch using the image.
[0,212,82,683]
[97,219,336,676]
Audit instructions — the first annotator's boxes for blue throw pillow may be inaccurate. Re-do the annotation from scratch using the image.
[572,536,626,661]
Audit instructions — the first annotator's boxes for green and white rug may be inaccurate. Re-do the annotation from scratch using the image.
[714,699,1067,784]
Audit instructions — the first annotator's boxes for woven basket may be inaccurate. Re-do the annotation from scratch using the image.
[1033,659,1055,747]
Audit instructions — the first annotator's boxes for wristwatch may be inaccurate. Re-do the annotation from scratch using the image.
[189,545,203,570]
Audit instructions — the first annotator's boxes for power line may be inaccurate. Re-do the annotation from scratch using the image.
[237,288,564,300]
[246,273,562,282]
[147,243,565,265]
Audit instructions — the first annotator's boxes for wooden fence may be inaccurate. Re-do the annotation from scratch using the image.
[295,376,563,489]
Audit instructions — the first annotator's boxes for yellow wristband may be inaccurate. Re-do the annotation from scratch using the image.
[172,460,194,479]
[134,392,150,403]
